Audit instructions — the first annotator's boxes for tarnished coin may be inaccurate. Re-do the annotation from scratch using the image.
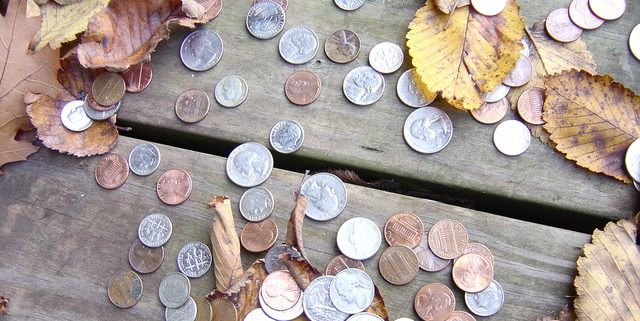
[625,138,640,182]
[470,0,506,16]
[464,280,504,317]
[177,242,212,278]
[403,107,453,154]
[261,270,302,311]
[210,298,238,321]
[159,272,191,308]
[279,26,319,64]
[128,239,164,274]
[214,75,248,108]
[459,242,494,267]
[378,245,419,285]
[157,169,193,205]
[326,254,366,275]
[336,217,381,260]
[428,219,469,260]
[180,29,223,72]
[470,98,509,125]
[61,100,93,132]
[330,268,375,314]
[175,89,210,123]
[397,69,436,108]
[343,66,385,106]
[270,120,304,153]
[239,186,275,222]
[334,0,365,11]
[226,142,273,187]
[546,8,582,43]
[493,120,531,156]
[121,62,153,93]
[325,29,361,64]
[128,143,161,176]
[569,0,604,29]
[517,87,545,125]
[414,231,451,272]
[265,244,292,273]
[92,72,125,106]
[259,286,304,320]
[503,54,533,87]
[285,70,321,106]
[301,172,347,221]
[246,1,286,40]
[241,218,279,252]
[86,89,118,112]
[414,283,455,321]
[95,153,129,190]
[483,84,510,103]
[629,24,640,61]
[384,211,424,248]
[347,313,385,321]
[138,213,172,247]
[254,0,288,11]
[245,308,275,321]
[107,271,143,308]
[452,254,494,293]
[304,276,350,321]
[589,0,625,20]
[165,296,197,321]
[369,42,403,74]
[445,311,476,321]
[193,296,212,321]
[83,96,121,121]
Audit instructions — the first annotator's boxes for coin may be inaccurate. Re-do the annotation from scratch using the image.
[241,218,279,252]
[86,89,117,111]
[246,1,286,40]
[165,296,197,321]
[128,239,164,274]
[329,268,375,314]
[279,26,319,65]
[503,55,533,87]
[128,143,161,176]
[452,253,494,292]
[569,0,604,29]
[343,66,385,106]
[107,271,143,308]
[175,89,210,123]
[259,286,304,320]
[414,283,455,321]
[403,107,453,154]
[336,217,381,260]
[138,213,173,247]
[546,8,582,43]
[445,311,476,321]
[226,142,274,187]
[157,169,193,205]
[210,298,238,321]
[95,153,129,190]
[634,180,640,192]
[520,38,531,57]
[92,72,125,106]
[285,70,321,106]
[470,0,506,16]
[83,96,121,121]
[245,308,275,321]
[121,61,153,93]
[334,0,365,11]
[265,244,297,273]
[517,87,545,125]
[395,319,415,321]
[326,254,366,275]
[397,69,436,108]
[625,138,640,182]
[384,211,424,248]
[254,0,288,11]
[629,24,640,61]
[159,272,191,308]
[493,120,531,156]
[303,276,350,321]
[369,42,403,74]
[325,30,361,64]
[301,172,347,221]
[60,100,93,132]
[270,120,304,153]
[239,187,275,222]
[483,84,510,103]
[589,0,625,20]
[414,231,451,272]
[347,313,385,321]
[428,219,469,260]
[378,245,419,285]
[215,75,248,108]
[193,296,212,321]
[178,242,213,278]
[470,98,509,125]
[261,270,302,311]
[180,29,223,72]
[464,280,504,316]
[459,242,494,267]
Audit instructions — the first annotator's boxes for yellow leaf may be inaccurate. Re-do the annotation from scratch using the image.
[434,0,470,14]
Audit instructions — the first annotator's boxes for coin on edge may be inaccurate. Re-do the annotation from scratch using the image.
[226,142,274,187]
[61,100,93,132]
[336,217,381,260]
[325,254,366,275]
[285,70,321,106]
[138,213,173,247]
[546,8,583,43]
[503,54,533,87]
[378,245,419,285]
[493,120,531,156]
[178,241,213,278]
[517,87,545,125]
[384,211,424,248]
[325,29,361,64]
[121,61,153,93]
[625,138,640,182]
[403,107,453,154]
[334,0,365,11]
[301,172,347,221]
[215,75,248,108]
[159,272,191,308]
[180,29,224,72]
[589,0,626,20]
[414,283,455,321]
[464,280,504,317]
[414,231,451,272]
[369,42,404,74]
[452,253,494,292]
[428,219,469,260]
[210,298,238,321]
[241,218,279,252]
[92,72,126,106]
[165,296,197,321]
[270,120,304,154]
[193,296,212,321]
[246,1,286,40]
[128,239,164,274]
[95,153,129,190]
[470,0,506,16]
[629,23,640,61]
[175,89,210,123]
[107,270,143,308]
[128,142,161,176]
[343,66,385,106]
[569,0,604,30]
[397,69,436,108]
[470,98,509,125]
[330,268,375,314]
[279,26,319,65]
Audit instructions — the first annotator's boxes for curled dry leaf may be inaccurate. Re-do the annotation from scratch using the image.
[285,193,309,260]
[0,296,8,315]
[207,260,268,321]
[435,0,470,14]
[208,196,245,292]
[536,305,576,321]
[281,252,322,290]
[57,53,103,100]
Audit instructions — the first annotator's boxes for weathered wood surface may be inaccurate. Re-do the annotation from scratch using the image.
[0,136,590,320]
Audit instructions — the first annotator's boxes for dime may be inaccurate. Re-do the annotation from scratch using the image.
[92,72,125,106]
[214,75,248,108]
[245,308,275,321]
[285,70,321,106]
[304,276,350,321]
[301,173,347,221]
[165,296,197,321]
[414,283,455,321]
[459,242,494,267]
[384,211,424,247]
[325,29,361,64]
[347,313,385,321]
[60,100,93,132]
[226,142,273,187]
[128,143,161,176]
[107,271,143,308]
[470,0,506,16]
[279,26,319,64]
[329,268,375,314]
[336,217,381,260]
[397,69,436,108]
[546,8,582,43]
[159,273,191,308]
[175,89,210,123]
[261,270,302,311]
[625,138,640,182]
[403,107,453,154]
[138,213,173,247]
[414,231,451,272]
[83,96,121,121]
[121,61,153,93]
[128,239,164,274]
[86,89,117,112]
[630,24,640,61]
[326,254,366,275]
[177,241,213,278]
[259,287,304,320]
[464,280,504,317]
[95,153,129,190]
[493,120,531,156]
[470,98,509,125]
[246,1,286,40]
[270,120,304,153]
[483,84,510,103]
[517,87,545,125]
[569,0,604,30]
[193,296,212,321]
[445,311,476,321]
[378,245,419,285]
[503,55,533,87]
[157,169,193,205]
[239,187,275,222]
[180,29,223,72]
[265,244,300,273]
[589,0,626,20]
[334,0,365,11]
[368,42,403,74]
[452,254,494,292]
[343,66,385,106]
[241,218,279,252]
[254,0,288,11]
[210,298,238,321]
[428,219,469,260]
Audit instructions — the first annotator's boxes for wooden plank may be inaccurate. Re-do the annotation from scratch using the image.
[0,136,590,320]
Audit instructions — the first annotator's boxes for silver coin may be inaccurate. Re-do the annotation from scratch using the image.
[138,213,172,247]
[303,276,350,321]
[244,308,276,321]
[634,180,640,192]
[165,296,197,321]
[239,186,275,222]
[159,272,191,308]
[625,138,640,182]
[336,217,381,260]
[520,38,531,57]
[397,69,434,108]
[493,120,531,156]
[465,280,504,317]
[403,107,453,154]
[83,97,121,121]
[278,26,319,64]
[226,142,274,187]
[347,313,385,321]
[329,268,375,314]
[177,242,212,278]
[483,84,510,103]
[270,120,304,154]
[128,143,161,176]
[60,100,93,132]
[343,66,385,106]
[300,173,347,221]
[259,287,304,320]
[246,1,286,40]
[265,244,300,273]
[334,0,365,11]
[503,54,533,87]
[368,42,403,74]
[180,29,223,72]
[215,75,248,108]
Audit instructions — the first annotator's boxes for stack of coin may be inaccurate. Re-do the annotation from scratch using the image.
[239,186,279,253]
[545,0,626,44]
[259,270,305,320]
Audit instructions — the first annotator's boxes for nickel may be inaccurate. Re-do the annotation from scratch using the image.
[215,75,248,108]
[336,217,381,260]
[517,87,545,125]
[329,268,375,314]
[240,218,279,252]
[546,8,582,43]
[470,98,509,125]
[285,70,321,106]
[157,169,193,205]
[378,245,419,285]
[175,89,210,123]
[493,120,531,156]
[325,29,361,64]
[107,270,143,308]
[180,29,223,72]
[128,143,161,176]
[303,276,350,321]
[177,241,212,278]
[403,107,453,154]
[95,153,129,190]
[128,239,164,274]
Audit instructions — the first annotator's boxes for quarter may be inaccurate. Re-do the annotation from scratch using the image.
[336,217,381,260]
[175,89,210,123]
[239,186,275,222]
[546,8,583,43]
[368,42,404,74]
[177,241,212,278]
[397,69,436,108]
[246,1,286,40]
[180,29,223,72]
[493,120,531,156]
[285,70,321,106]
[92,72,125,106]
[240,219,279,253]
[378,245,419,285]
[343,66,385,106]
[165,296,197,321]
[325,29,361,64]
[414,283,455,321]
[107,270,143,308]
[60,100,93,132]
[215,75,248,108]
[128,239,164,274]
[301,172,347,221]
[428,219,468,260]
[464,280,504,316]
[279,26,319,64]
[226,142,274,187]
[121,61,153,93]
[128,143,161,176]
[94,153,129,190]
[329,268,375,314]
[138,213,172,247]
[157,169,193,205]
[403,107,453,154]
[270,120,304,154]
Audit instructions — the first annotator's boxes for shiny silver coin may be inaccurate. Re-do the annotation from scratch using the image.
[303,276,350,321]
[270,120,304,154]
[165,296,197,321]
[368,42,403,74]
[503,54,533,87]
[138,213,172,247]
[397,69,434,108]
[128,143,161,176]
[239,186,275,222]
[180,29,223,72]
[343,66,385,106]
[493,120,531,156]
[61,100,93,132]
[177,242,212,278]
[301,173,347,221]
[625,138,640,182]
[159,272,191,308]
[403,107,453,154]
[246,1,286,40]
[347,313,385,321]
[465,280,504,317]
[215,75,248,108]
[226,142,274,187]
[630,24,640,61]
[483,84,510,103]
[278,26,319,65]
[336,217,381,260]
[329,268,375,314]
[259,287,304,320]
[245,308,276,321]
[83,97,121,121]
[334,0,365,11]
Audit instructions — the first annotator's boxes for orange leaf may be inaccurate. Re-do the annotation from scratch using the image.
[285,194,309,260]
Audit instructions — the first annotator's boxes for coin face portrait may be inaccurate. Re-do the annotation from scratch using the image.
[349,71,383,101]
[274,123,302,151]
[233,150,268,180]
[222,77,243,101]
[187,35,216,65]
[305,180,339,213]
[410,115,449,147]
[334,273,369,309]
[416,290,452,317]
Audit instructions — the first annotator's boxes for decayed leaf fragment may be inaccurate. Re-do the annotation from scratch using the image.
[57,52,104,100]
[208,196,245,292]
[285,193,309,260]
[0,110,39,174]
[543,70,640,183]
[434,0,470,14]
[0,295,8,315]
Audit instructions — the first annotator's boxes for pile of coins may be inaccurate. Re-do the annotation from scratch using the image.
[545,0,626,44]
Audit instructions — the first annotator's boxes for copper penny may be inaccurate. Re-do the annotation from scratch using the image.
[92,72,126,106]
[503,55,533,87]
[240,218,279,253]
[121,62,153,93]
[260,270,302,311]
[285,70,321,106]
[198,0,223,20]
[452,253,494,293]
[414,283,455,321]
[325,254,366,275]
[517,87,545,125]
[95,153,129,190]
[569,0,604,30]
[210,298,238,321]
[324,29,361,64]
[175,89,210,123]
[86,89,118,112]
[414,231,451,272]
[446,311,476,321]
[428,219,469,260]
[193,296,213,321]
[378,245,419,285]
[589,0,626,20]
[254,0,288,11]
[459,242,494,267]
[156,169,193,205]
[128,239,164,274]
[384,211,424,248]
[545,8,582,43]
[470,98,509,125]
[107,270,143,308]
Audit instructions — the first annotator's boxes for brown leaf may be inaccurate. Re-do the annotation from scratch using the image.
[0,296,8,315]
[434,0,470,14]
[365,286,390,321]
[0,110,39,173]
[536,305,576,321]
[57,52,103,99]
[208,195,245,292]
[280,252,322,291]
[285,193,309,260]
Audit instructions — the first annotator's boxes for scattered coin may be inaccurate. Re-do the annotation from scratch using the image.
[175,89,210,123]
[246,1,286,40]
[589,0,626,20]
[459,242,494,267]
[83,97,121,121]
[464,280,504,316]
[414,231,451,272]
[384,211,424,248]
[452,253,494,292]
[226,142,274,187]
[193,296,212,321]
[121,61,153,93]
[157,169,193,205]
[378,245,419,285]
[261,270,302,311]
[330,268,375,314]
[397,69,436,108]
[92,72,126,106]
[304,276,350,321]
[215,75,248,108]
[165,296,198,321]
[445,311,476,321]
[546,8,583,43]
[403,107,453,154]
[178,241,213,278]
[244,308,275,321]
[128,143,161,176]
[334,0,365,11]
[254,0,288,11]
[470,0,506,16]
[325,29,361,64]
[336,217,381,260]
[210,298,238,321]
[483,84,510,103]
[470,98,509,125]
[493,120,531,156]
[128,239,164,274]
[241,218,279,252]
[301,172,347,221]
[347,313,385,321]
[159,272,191,308]
[270,120,304,154]
[428,219,469,260]
[369,42,403,74]
[259,286,304,320]
[414,283,455,321]
[503,54,533,87]
[138,213,173,247]
[95,153,129,190]
[625,138,640,182]
[629,24,640,61]
[569,0,604,30]
[61,100,93,132]
[343,66,385,106]
[107,270,143,308]
[180,29,224,72]
[326,254,366,275]
[517,87,545,125]
[265,244,299,273]
[285,70,321,106]
[279,26,319,64]
[239,186,275,222]
[86,89,118,112]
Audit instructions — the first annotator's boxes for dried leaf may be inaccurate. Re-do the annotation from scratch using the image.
[182,0,205,18]
[281,252,322,291]
[285,194,309,260]
[365,286,390,321]
[536,305,576,321]
[57,52,103,99]
[434,0,470,14]
[0,296,8,315]
[208,196,245,292]
[207,260,268,321]
[26,0,41,17]
[0,110,39,173]
[407,0,524,110]
[543,70,640,183]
